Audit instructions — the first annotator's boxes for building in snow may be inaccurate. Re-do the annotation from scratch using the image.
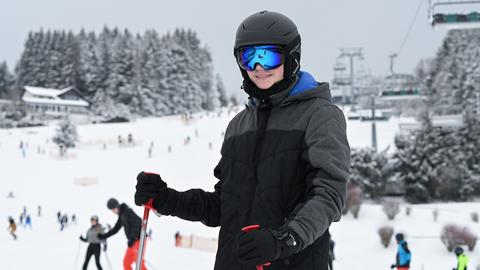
[21,86,90,122]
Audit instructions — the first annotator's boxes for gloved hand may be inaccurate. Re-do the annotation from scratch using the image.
[79,235,86,242]
[128,239,135,247]
[236,229,280,266]
[391,264,396,269]
[97,233,107,240]
[135,171,168,210]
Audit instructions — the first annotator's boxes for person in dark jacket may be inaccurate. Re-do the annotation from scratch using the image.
[80,215,106,270]
[7,217,17,240]
[134,10,350,270]
[391,233,411,270]
[98,198,146,270]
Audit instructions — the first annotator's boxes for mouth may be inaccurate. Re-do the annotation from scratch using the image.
[255,74,272,79]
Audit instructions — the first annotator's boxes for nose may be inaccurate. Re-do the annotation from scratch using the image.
[253,63,266,71]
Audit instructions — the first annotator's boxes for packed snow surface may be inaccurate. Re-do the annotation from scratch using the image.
[1,107,479,270]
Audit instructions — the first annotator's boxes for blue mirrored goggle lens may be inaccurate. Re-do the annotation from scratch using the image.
[237,46,284,71]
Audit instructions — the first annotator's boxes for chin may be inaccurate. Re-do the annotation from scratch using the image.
[256,82,274,90]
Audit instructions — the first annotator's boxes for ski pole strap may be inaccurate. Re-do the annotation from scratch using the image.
[241,225,272,270]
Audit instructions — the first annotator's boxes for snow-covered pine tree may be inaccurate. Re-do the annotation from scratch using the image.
[15,31,46,91]
[393,112,473,203]
[427,29,480,115]
[52,117,78,148]
[136,30,170,116]
[78,30,102,98]
[216,74,229,108]
[59,31,81,90]
[161,36,203,114]
[0,61,14,99]
[107,29,136,108]
[350,147,393,200]
[455,113,480,195]
[229,95,239,107]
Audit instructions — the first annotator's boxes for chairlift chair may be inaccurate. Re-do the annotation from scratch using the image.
[429,0,480,29]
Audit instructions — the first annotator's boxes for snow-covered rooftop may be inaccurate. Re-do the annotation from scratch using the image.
[22,86,89,107]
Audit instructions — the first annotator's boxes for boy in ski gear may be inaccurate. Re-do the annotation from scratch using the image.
[98,198,147,270]
[135,10,350,270]
[80,215,106,270]
[391,233,411,270]
[453,246,468,270]
[7,217,17,240]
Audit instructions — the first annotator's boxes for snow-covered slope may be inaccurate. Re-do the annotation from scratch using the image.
[1,107,478,270]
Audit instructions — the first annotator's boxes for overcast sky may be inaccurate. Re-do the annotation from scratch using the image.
[0,0,449,97]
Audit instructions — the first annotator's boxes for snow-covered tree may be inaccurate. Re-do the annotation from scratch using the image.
[427,29,480,115]
[392,113,474,203]
[52,117,78,148]
[216,74,229,107]
[350,147,394,200]
[0,61,14,99]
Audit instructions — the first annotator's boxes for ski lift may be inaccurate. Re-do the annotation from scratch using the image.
[332,62,350,85]
[379,74,425,101]
[429,0,480,29]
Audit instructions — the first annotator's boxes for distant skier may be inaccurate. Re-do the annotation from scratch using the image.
[60,214,69,231]
[97,198,147,270]
[127,133,134,145]
[71,214,77,225]
[25,214,32,229]
[453,246,468,270]
[19,213,24,227]
[118,135,124,146]
[391,233,411,270]
[80,216,106,270]
[57,211,62,223]
[7,217,17,240]
[37,205,41,217]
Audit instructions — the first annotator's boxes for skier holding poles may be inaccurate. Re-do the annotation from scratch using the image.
[97,198,147,270]
[134,10,350,270]
[79,215,106,270]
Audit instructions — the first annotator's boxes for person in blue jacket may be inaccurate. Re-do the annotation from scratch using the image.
[391,233,411,270]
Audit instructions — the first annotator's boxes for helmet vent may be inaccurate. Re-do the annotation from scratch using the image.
[283,31,292,36]
[267,21,277,29]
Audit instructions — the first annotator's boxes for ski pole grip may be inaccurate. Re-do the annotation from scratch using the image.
[241,225,271,270]
[145,198,154,210]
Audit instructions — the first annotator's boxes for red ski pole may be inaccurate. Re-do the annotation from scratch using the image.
[241,225,271,270]
[136,198,154,270]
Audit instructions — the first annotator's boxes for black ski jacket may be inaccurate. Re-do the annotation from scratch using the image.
[103,203,141,246]
[157,82,350,270]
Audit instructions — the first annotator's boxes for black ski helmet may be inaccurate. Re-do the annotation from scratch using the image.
[107,198,119,210]
[234,11,301,99]
[395,233,404,242]
[90,215,99,222]
[454,246,464,256]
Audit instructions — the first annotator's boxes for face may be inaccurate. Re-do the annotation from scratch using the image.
[112,208,120,215]
[246,64,284,90]
[90,219,98,225]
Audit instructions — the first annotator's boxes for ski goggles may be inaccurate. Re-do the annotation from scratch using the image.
[236,45,284,71]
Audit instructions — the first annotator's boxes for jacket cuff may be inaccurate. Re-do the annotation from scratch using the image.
[270,225,303,259]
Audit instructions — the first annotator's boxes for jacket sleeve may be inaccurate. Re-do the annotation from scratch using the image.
[103,217,122,238]
[286,104,350,251]
[154,161,223,227]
